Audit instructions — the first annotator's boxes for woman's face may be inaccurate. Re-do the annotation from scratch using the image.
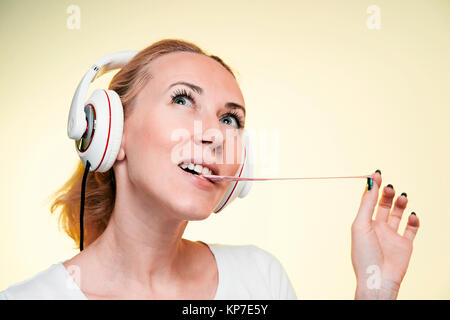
[118,51,246,221]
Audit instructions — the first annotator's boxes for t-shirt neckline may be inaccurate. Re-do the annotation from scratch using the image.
[58,242,221,300]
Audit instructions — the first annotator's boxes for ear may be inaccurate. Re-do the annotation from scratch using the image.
[116,146,126,161]
[116,131,126,161]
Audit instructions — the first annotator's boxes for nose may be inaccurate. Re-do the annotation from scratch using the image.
[193,114,224,157]
[193,129,223,153]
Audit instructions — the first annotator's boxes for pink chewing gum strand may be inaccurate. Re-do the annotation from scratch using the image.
[201,174,372,182]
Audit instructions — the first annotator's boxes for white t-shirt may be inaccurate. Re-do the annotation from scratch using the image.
[0,243,297,300]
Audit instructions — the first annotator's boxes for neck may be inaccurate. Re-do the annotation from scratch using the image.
[93,208,189,282]
[82,169,192,295]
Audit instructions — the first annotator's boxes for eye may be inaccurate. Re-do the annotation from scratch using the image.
[220,112,243,129]
[170,88,195,107]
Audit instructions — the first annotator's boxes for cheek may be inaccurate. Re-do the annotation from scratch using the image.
[136,106,178,154]
[222,133,244,176]
[125,111,175,181]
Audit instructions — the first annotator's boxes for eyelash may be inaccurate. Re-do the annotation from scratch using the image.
[170,88,244,129]
[223,111,244,129]
[170,88,196,105]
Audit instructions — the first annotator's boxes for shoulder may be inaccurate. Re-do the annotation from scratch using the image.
[0,262,85,300]
[209,243,281,269]
[207,243,297,299]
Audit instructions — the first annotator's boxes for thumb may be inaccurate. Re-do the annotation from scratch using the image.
[354,170,382,226]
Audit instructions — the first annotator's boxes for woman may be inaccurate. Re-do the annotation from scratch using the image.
[0,39,420,300]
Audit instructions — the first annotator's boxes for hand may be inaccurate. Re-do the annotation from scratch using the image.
[351,170,420,299]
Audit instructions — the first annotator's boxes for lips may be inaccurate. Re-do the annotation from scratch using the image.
[178,165,216,190]
[178,164,215,183]
[177,158,219,176]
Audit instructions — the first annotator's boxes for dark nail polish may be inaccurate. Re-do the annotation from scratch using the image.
[411,212,416,216]
[367,177,373,190]
[401,192,407,198]
[386,184,394,189]
[375,169,381,175]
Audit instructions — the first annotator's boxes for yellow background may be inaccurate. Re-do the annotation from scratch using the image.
[0,0,448,299]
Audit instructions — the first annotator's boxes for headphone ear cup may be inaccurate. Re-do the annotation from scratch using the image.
[76,89,123,172]
[97,89,123,172]
[213,130,253,213]
[238,132,253,198]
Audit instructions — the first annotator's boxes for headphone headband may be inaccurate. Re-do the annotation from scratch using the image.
[68,51,138,140]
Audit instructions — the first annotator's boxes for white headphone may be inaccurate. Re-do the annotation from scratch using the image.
[67,50,253,213]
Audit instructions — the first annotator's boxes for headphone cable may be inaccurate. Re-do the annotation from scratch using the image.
[80,160,91,251]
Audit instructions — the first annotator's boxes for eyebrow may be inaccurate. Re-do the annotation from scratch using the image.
[168,81,246,117]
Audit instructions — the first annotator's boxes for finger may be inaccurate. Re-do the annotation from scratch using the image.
[374,184,396,222]
[403,212,420,241]
[387,193,408,232]
[354,170,382,226]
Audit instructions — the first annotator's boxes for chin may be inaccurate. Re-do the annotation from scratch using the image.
[172,197,215,221]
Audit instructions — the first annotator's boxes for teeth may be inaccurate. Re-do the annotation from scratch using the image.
[179,162,213,175]
[201,167,210,175]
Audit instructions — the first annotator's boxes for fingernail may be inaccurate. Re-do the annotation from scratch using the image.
[375,169,381,175]
[367,177,373,190]
[411,212,416,216]
[401,192,407,198]
[386,184,394,189]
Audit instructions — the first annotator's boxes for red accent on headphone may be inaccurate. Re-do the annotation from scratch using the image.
[93,90,111,171]
[215,148,246,213]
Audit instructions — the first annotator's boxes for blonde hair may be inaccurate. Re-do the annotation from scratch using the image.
[50,39,236,249]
